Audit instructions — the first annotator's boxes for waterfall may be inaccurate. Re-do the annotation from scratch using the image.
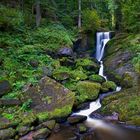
[96,32,110,61]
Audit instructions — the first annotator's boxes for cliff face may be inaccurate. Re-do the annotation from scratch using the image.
[101,33,140,125]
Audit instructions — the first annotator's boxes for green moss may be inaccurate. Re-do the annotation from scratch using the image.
[71,70,87,81]
[76,81,101,103]
[53,67,70,81]
[101,87,140,125]
[0,5,23,30]
[37,112,49,122]
[101,81,117,92]
[75,58,99,73]
[37,105,72,122]
[89,74,105,83]
[42,96,52,104]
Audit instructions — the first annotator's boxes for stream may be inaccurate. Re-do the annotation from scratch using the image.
[49,32,140,140]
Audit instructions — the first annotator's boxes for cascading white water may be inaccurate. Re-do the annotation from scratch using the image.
[72,31,121,128]
[96,32,110,61]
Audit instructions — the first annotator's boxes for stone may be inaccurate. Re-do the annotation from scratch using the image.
[35,120,56,130]
[32,128,51,140]
[0,117,18,129]
[17,126,31,136]
[0,80,11,97]
[53,123,60,132]
[67,115,87,124]
[76,81,101,103]
[0,128,16,140]
[89,112,104,120]
[0,99,21,106]
[22,76,75,122]
[104,112,119,123]
[101,81,117,93]
[58,47,73,57]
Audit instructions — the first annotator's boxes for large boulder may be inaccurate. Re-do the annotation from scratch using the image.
[22,76,75,122]
[76,81,101,103]
[0,80,11,97]
[101,81,117,93]
[57,47,73,57]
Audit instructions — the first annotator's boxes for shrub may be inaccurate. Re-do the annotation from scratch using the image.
[0,5,23,31]
[82,10,101,32]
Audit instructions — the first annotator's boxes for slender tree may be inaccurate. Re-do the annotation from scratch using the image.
[78,0,82,28]
[35,0,41,27]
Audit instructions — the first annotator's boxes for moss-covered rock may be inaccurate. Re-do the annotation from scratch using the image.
[89,74,105,83]
[0,128,16,140]
[22,76,75,122]
[120,72,133,88]
[76,81,101,103]
[76,58,99,73]
[101,81,117,92]
[101,87,140,125]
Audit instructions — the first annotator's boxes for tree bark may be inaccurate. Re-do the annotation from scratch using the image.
[35,0,41,27]
[78,0,82,28]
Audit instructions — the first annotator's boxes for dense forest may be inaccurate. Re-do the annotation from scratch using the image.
[0,0,140,140]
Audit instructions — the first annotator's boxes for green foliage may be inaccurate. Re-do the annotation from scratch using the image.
[0,5,23,30]
[2,113,14,120]
[82,9,101,32]
[122,0,140,32]
[132,54,140,73]
[33,24,74,49]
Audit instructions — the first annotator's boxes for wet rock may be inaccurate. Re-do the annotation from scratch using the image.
[76,102,90,111]
[0,99,21,106]
[104,112,119,123]
[32,128,51,140]
[90,112,104,119]
[67,115,87,124]
[58,47,73,57]
[0,80,11,97]
[22,76,75,122]
[0,128,16,140]
[77,123,87,133]
[36,120,56,130]
[29,60,39,68]
[53,123,60,132]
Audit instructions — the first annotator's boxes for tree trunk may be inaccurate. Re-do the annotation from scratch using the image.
[78,0,82,28]
[35,0,41,27]
[114,0,122,31]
